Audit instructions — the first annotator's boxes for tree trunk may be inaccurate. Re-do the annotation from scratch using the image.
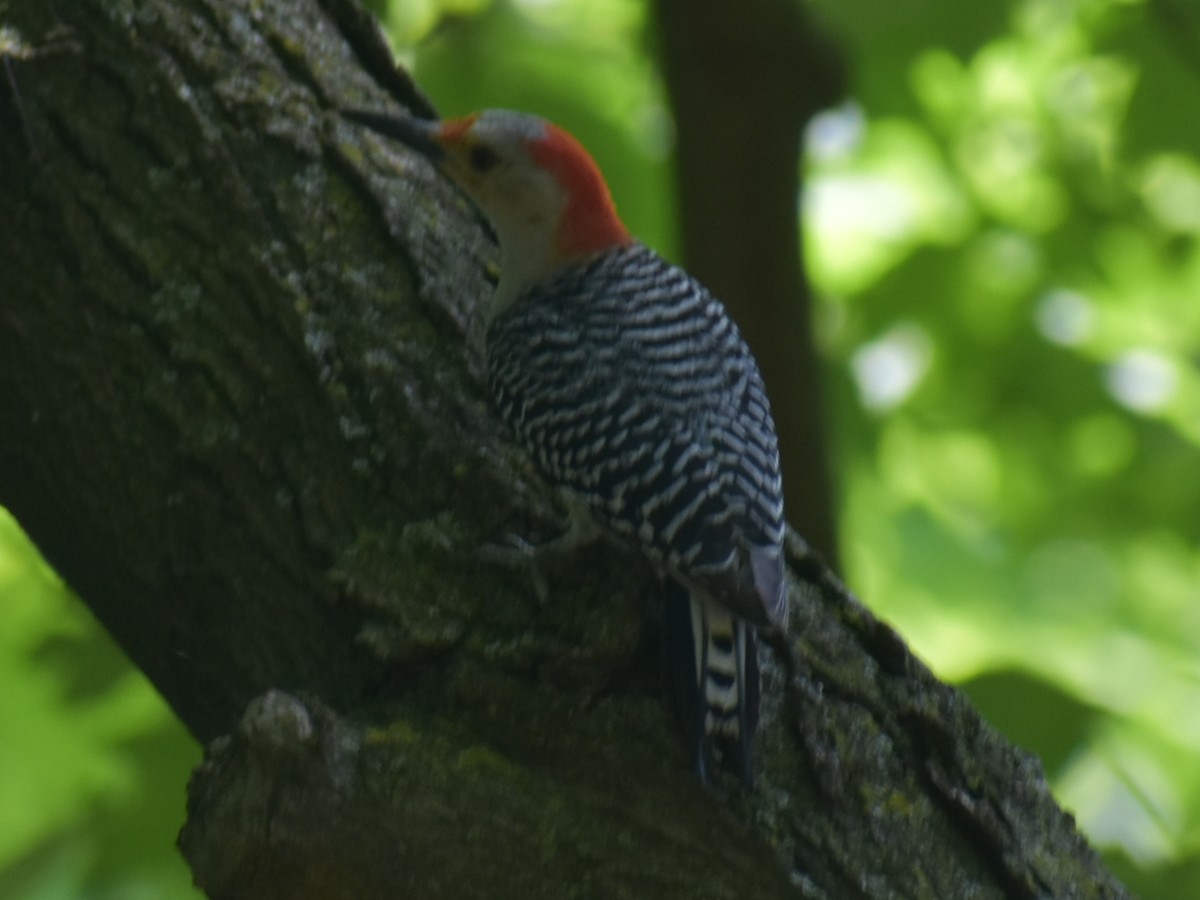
[0,0,1128,897]
[654,0,846,568]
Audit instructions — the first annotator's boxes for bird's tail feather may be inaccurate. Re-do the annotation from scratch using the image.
[663,582,759,786]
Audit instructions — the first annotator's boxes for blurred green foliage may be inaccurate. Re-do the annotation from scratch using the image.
[0,510,201,899]
[2,0,1196,896]
[806,2,1200,891]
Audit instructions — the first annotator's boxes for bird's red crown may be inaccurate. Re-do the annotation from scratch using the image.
[523,123,631,259]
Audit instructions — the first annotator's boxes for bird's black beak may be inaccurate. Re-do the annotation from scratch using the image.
[342,109,445,164]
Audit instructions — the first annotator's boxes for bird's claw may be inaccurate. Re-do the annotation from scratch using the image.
[479,533,552,603]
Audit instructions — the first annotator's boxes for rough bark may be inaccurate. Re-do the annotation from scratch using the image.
[0,0,1128,897]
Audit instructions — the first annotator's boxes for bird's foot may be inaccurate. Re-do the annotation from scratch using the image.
[478,508,602,603]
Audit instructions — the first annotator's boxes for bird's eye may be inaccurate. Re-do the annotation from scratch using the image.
[468,144,500,173]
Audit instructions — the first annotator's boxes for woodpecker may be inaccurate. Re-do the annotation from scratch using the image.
[346,108,788,785]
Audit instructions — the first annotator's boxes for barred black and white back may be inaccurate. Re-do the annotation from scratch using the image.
[485,242,787,783]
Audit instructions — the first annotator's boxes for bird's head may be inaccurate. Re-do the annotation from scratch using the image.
[346,108,631,306]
